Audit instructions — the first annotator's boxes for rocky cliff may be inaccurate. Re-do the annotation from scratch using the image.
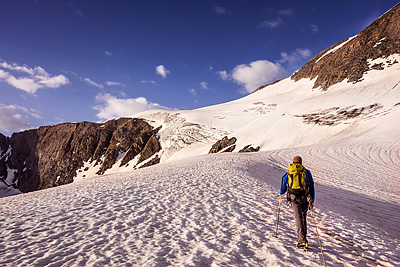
[0,118,161,193]
[262,3,400,91]
[291,3,400,90]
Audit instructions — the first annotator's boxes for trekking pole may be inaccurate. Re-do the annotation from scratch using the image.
[274,194,282,238]
[274,175,285,238]
[310,209,327,267]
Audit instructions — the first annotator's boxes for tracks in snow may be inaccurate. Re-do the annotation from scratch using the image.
[1,152,399,266]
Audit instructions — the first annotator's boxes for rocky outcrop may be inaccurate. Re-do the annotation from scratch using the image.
[0,133,11,187]
[0,133,8,153]
[209,138,260,153]
[0,118,161,193]
[290,3,400,90]
[239,145,260,153]
[209,136,237,153]
[296,103,383,126]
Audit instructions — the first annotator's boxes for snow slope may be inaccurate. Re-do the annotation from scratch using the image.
[0,152,399,266]
[130,55,400,206]
[1,39,400,267]
[135,54,400,160]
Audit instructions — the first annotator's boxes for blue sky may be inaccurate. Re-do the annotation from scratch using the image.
[0,0,398,135]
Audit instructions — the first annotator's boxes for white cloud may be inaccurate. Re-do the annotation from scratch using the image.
[200,81,208,90]
[188,88,196,96]
[139,80,157,84]
[156,65,170,78]
[106,81,125,87]
[279,9,294,16]
[300,23,319,33]
[38,75,70,88]
[68,2,84,18]
[5,76,42,93]
[0,104,41,133]
[260,19,281,29]
[309,24,319,33]
[217,70,229,80]
[231,60,287,93]
[93,93,172,121]
[75,9,84,18]
[260,8,293,29]
[218,47,311,93]
[0,61,34,75]
[105,51,112,57]
[279,48,312,65]
[82,77,103,88]
[214,6,227,14]
[0,70,8,79]
[0,60,69,94]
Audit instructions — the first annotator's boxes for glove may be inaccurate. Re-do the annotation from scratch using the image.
[307,196,314,210]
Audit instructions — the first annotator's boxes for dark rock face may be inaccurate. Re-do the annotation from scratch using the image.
[0,133,13,187]
[290,3,400,90]
[137,134,162,165]
[209,136,237,153]
[296,103,383,126]
[0,118,161,193]
[239,145,260,153]
[0,133,8,153]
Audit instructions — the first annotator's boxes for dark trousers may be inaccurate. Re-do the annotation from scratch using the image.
[289,193,308,243]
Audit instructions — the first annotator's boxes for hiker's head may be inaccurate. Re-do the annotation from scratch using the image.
[293,156,302,164]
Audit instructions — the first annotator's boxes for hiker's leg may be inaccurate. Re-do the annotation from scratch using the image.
[291,195,307,243]
[300,201,308,242]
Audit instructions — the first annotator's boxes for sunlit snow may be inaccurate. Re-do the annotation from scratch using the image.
[1,55,400,266]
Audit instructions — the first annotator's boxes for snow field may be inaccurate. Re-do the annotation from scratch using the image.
[0,152,399,266]
[1,55,399,266]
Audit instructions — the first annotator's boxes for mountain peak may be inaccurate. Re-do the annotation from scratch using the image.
[291,3,400,90]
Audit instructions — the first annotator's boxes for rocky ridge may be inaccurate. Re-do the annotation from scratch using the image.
[252,3,400,94]
[0,118,161,193]
[291,3,400,90]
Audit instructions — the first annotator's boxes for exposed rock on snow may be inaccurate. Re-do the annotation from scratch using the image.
[243,102,277,115]
[239,145,260,153]
[296,103,383,126]
[209,136,237,153]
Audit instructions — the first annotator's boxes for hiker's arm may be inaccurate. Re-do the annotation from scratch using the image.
[307,170,315,202]
[280,173,288,195]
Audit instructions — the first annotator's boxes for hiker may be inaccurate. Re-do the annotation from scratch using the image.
[280,155,315,248]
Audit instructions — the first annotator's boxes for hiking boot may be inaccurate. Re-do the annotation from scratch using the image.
[297,242,308,248]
